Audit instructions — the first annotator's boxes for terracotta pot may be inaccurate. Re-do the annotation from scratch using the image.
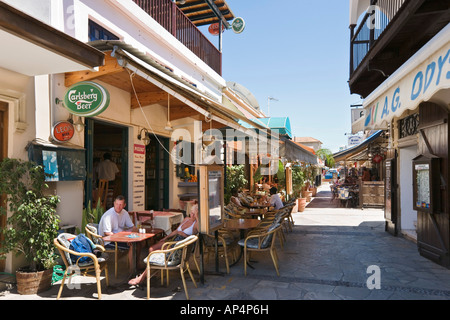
[311,187,317,197]
[297,198,307,212]
[16,269,53,295]
[304,191,313,202]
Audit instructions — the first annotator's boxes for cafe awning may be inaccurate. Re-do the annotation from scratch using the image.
[0,2,104,76]
[333,130,384,162]
[362,24,450,130]
[67,39,264,139]
[280,138,317,164]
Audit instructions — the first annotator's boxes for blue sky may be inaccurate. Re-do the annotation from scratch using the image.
[200,1,361,153]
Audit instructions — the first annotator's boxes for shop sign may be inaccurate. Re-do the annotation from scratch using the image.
[208,23,225,36]
[348,135,362,146]
[63,81,110,117]
[363,42,450,130]
[51,121,74,142]
[232,17,245,34]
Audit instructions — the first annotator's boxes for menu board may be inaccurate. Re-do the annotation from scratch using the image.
[415,163,430,209]
[199,165,224,233]
[132,144,146,211]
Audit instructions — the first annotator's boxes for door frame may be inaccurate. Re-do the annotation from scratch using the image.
[84,119,129,208]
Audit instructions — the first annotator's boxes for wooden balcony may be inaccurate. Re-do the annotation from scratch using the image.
[349,0,450,98]
[133,0,222,75]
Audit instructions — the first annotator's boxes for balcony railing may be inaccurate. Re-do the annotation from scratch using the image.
[133,0,222,75]
[350,0,406,75]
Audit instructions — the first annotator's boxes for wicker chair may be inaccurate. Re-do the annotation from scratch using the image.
[143,235,198,300]
[54,233,109,299]
[238,224,282,276]
[201,229,238,274]
[85,223,129,279]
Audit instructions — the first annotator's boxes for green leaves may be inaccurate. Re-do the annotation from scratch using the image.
[0,158,61,272]
[225,165,248,204]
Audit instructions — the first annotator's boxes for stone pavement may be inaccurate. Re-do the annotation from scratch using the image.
[2,182,450,302]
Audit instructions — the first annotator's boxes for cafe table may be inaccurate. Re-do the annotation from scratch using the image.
[103,229,156,277]
[224,218,261,268]
[129,211,184,235]
[153,211,184,234]
[242,208,267,220]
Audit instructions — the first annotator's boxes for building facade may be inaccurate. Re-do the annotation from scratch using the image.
[0,0,275,273]
[349,0,450,268]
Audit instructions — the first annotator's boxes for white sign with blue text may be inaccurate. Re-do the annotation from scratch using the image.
[363,41,450,130]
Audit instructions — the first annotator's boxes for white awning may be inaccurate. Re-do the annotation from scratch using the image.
[363,23,450,130]
[0,2,104,76]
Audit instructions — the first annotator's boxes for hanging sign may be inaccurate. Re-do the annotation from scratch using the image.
[232,17,245,34]
[51,121,74,142]
[208,23,225,36]
[63,81,110,117]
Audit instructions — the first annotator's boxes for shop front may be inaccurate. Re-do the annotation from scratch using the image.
[0,2,104,273]
[361,25,450,268]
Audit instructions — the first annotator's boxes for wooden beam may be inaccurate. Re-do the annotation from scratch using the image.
[170,105,201,120]
[131,91,169,109]
[65,52,123,87]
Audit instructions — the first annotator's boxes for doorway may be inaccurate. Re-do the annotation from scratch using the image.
[399,145,418,240]
[85,119,128,210]
[0,102,8,272]
[145,135,169,211]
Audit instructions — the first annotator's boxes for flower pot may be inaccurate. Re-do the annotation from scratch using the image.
[297,198,307,212]
[311,187,317,197]
[304,191,313,202]
[16,268,53,295]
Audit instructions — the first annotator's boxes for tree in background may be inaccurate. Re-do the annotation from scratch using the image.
[316,148,336,168]
[225,165,248,204]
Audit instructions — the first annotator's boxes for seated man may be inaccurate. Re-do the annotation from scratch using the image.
[269,186,284,210]
[98,195,135,266]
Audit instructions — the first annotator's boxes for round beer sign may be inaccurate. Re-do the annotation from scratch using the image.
[52,121,75,142]
[232,17,245,34]
[63,81,110,117]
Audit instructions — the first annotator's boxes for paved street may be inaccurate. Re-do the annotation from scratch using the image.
[2,182,450,302]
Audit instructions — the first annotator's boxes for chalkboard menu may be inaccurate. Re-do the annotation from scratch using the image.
[28,143,86,181]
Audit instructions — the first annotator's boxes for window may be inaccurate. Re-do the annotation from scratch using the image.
[88,20,119,41]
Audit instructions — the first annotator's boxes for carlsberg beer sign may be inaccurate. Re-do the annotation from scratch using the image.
[63,81,110,117]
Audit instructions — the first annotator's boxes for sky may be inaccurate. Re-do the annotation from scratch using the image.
[200,1,362,153]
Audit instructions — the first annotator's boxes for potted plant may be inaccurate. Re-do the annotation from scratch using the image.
[225,164,248,204]
[0,158,61,294]
[292,164,306,212]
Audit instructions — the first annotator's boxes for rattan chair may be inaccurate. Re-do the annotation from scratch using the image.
[238,224,282,276]
[201,229,238,274]
[143,235,198,300]
[54,233,109,299]
[85,223,129,279]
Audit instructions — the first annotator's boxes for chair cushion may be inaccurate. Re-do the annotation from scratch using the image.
[143,235,196,267]
[238,238,260,249]
[57,233,76,266]
[238,223,280,249]
[261,223,280,248]
[86,223,101,244]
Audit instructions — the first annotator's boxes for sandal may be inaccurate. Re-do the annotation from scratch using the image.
[128,273,146,286]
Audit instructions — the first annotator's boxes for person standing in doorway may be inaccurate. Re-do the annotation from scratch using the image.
[97,152,119,185]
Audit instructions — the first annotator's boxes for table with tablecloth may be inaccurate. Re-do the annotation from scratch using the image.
[152,211,184,234]
[129,210,184,235]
